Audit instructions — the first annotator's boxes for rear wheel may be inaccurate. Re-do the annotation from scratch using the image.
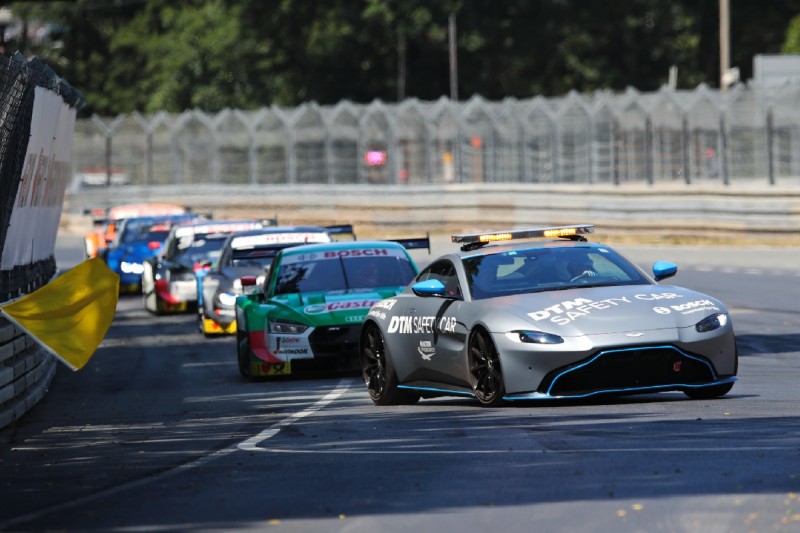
[468,329,506,407]
[237,328,252,379]
[360,322,418,405]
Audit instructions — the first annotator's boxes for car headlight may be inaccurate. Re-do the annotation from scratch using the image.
[695,313,728,333]
[268,319,308,334]
[121,261,144,274]
[217,292,237,306]
[506,330,564,344]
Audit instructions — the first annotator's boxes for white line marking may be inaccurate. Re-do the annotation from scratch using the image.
[237,378,353,451]
[0,378,353,528]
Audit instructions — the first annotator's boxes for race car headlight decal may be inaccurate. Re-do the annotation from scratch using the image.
[507,330,564,344]
[269,319,308,334]
[217,292,237,306]
[695,313,728,333]
[121,261,144,274]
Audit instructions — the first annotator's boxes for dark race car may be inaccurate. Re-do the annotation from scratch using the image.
[197,225,356,337]
[234,236,429,378]
[142,219,269,314]
[359,225,737,407]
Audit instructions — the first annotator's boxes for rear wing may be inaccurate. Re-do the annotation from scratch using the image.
[390,233,430,253]
[231,247,282,261]
[83,207,110,226]
[325,224,356,241]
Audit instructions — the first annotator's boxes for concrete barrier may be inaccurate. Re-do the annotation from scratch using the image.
[63,183,800,245]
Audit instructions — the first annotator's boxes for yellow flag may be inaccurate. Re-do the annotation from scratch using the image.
[0,257,119,371]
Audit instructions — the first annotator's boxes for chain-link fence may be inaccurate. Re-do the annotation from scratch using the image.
[71,82,800,189]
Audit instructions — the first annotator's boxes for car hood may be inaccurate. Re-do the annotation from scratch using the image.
[481,284,727,337]
[270,287,406,326]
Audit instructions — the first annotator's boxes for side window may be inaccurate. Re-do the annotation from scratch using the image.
[419,259,462,299]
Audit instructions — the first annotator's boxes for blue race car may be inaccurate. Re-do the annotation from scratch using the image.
[104,214,202,293]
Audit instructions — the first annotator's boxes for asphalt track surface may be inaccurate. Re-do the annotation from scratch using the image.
[0,235,799,532]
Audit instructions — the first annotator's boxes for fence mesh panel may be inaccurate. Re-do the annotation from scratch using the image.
[72,84,800,188]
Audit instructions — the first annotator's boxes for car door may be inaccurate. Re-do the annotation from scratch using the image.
[403,259,468,387]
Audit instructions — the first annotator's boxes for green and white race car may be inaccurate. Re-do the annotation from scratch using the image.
[235,237,428,378]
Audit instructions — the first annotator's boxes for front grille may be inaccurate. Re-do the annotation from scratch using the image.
[307,325,361,371]
[540,345,716,397]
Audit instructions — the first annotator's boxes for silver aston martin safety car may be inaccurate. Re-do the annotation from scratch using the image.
[360,225,737,407]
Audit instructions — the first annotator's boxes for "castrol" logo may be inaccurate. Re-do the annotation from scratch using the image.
[304,300,379,314]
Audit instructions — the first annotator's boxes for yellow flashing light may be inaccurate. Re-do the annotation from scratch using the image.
[543,227,577,238]
[452,225,595,250]
[479,233,513,243]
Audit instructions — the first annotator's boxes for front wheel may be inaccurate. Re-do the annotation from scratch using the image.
[237,328,252,379]
[468,329,506,407]
[360,323,418,405]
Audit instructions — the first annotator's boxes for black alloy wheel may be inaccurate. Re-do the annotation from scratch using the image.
[360,323,418,405]
[468,329,506,407]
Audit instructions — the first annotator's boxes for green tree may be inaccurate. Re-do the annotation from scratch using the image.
[7,0,800,115]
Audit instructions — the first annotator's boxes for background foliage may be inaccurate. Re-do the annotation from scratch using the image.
[6,0,800,116]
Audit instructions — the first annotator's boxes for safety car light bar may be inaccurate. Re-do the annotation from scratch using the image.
[452,224,595,251]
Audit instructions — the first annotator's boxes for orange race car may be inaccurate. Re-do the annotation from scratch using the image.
[83,203,189,259]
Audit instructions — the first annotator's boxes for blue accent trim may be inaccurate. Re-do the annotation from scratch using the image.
[545,344,717,397]
[398,384,475,397]
[506,376,737,401]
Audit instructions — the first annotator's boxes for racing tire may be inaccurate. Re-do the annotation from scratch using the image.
[142,263,162,315]
[468,329,506,407]
[683,382,734,400]
[237,328,252,379]
[360,322,419,406]
[143,289,161,315]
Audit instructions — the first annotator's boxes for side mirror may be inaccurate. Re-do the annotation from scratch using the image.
[652,261,678,281]
[412,279,446,297]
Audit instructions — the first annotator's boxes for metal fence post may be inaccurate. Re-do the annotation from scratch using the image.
[766,107,775,185]
[719,115,729,185]
[90,114,124,186]
[681,115,691,185]
[645,115,654,185]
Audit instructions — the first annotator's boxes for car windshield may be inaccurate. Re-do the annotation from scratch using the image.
[174,233,229,260]
[119,220,157,243]
[273,252,416,295]
[119,216,193,244]
[464,245,650,300]
[143,229,170,243]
